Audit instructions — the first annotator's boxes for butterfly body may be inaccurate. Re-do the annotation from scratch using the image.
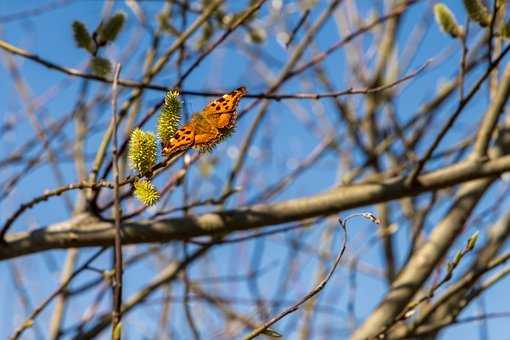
[162,87,247,156]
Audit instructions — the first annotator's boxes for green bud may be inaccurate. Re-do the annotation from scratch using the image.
[465,231,479,251]
[97,12,126,44]
[262,328,283,338]
[500,20,510,38]
[133,179,160,206]
[463,0,490,27]
[22,319,33,329]
[403,309,416,319]
[157,90,182,144]
[248,27,266,44]
[72,21,94,53]
[434,3,464,38]
[447,261,454,273]
[102,269,115,283]
[453,250,463,266]
[113,322,122,340]
[129,129,157,175]
[90,57,112,77]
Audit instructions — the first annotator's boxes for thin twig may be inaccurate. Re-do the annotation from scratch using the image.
[459,19,470,100]
[372,229,481,339]
[249,60,430,100]
[177,0,267,85]
[285,9,311,48]
[48,248,79,339]
[282,0,419,83]
[73,245,212,338]
[111,63,123,339]
[0,0,74,23]
[406,42,510,185]
[10,248,106,340]
[243,213,379,339]
[0,180,114,241]
[182,244,201,340]
[0,3,419,102]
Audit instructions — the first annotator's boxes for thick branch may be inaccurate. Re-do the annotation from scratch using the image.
[2,155,510,261]
[351,129,510,339]
[473,61,510,157]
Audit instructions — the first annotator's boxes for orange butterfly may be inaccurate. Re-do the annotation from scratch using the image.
[162,87,247,157]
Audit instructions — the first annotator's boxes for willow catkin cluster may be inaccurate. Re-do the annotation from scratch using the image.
[157,90,182,145]
[71,12,125,76]
[127,90,183,206]
[128,128,157,175]
[133,179,160,207]
[434,3,464,39]
[463,0,490,27]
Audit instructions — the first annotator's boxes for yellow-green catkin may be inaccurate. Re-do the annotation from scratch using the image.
[157,90,182,144]
[463,0,490,27]
[133,179,160,206]
[434,3,464,38]
[128,129,157,175]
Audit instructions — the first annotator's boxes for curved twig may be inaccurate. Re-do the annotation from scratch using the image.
[243,213,379,339]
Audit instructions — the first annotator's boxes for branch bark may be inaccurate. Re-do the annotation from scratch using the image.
[3,153,510,261]
[351,128,510,339]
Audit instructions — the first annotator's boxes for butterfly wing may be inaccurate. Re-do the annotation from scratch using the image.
[202,87,247,118]
[162,124,195,156]
[162,87,247,156]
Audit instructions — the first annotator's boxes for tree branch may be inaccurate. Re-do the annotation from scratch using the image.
[3,154,510,261]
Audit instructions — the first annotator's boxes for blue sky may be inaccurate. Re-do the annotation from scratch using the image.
[0,1,509,339]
